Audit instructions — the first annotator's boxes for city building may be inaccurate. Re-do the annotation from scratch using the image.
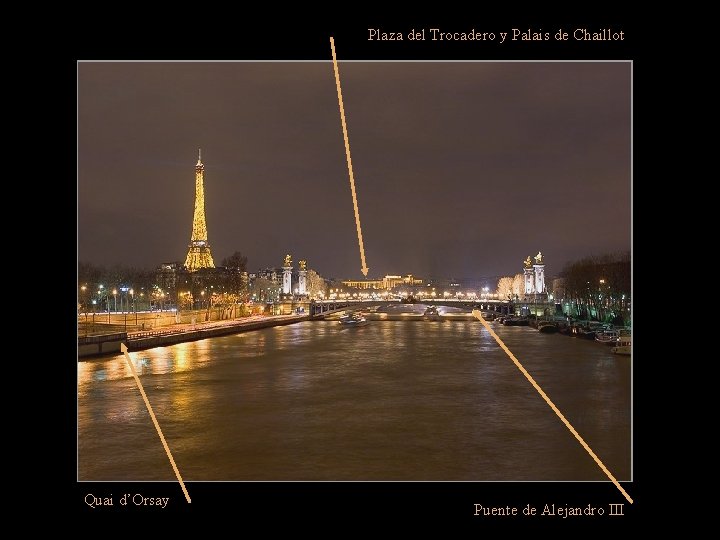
[156,262,182,294]
[248,255,317,301]
[341,274,423,290]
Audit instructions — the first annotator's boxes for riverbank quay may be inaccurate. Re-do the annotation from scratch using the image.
[78,314,308,359]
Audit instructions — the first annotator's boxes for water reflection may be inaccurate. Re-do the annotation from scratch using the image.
[78,321,630,481]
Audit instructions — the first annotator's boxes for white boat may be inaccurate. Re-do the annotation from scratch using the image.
[423,306,442,321]
[339,314,369,327]
[595,329,620,344]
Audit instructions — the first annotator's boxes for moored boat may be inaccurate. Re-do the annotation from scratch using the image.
[503,317,529,326]
[596,330,620,344]
[339,314,369,327]
[423,306,441,321]
[538,322,558,333]
[571,325,596,339]
[610,336,631,355]
[577,327,596,339]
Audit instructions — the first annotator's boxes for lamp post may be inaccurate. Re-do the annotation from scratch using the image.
[80,285,87,321]
[91,299,96,333]
[98,284,107,323]
[113,289,117,314]
[130,288,136,326]
[180,291,190,323]
[120,287,129,331]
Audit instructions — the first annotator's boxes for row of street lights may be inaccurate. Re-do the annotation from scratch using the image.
[80,285,218,314]
[79,284,139,330]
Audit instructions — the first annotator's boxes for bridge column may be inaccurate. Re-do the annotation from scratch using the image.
[533,262,545,294]
[298,268,307,295]
[524,265,535,296]
[298,259,308,296]
[283,265,292,295]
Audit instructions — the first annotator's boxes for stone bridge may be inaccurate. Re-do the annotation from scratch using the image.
[309,299,513,319]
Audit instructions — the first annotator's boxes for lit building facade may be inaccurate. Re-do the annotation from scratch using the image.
[249,255,314,299]
[342,274,423,290]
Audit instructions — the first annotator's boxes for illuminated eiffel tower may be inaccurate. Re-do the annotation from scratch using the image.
[184,149,215,271]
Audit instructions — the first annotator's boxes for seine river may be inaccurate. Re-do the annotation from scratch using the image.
[78,320,630,481]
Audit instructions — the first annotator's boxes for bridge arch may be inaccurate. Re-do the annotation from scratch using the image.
[309,299,514,318]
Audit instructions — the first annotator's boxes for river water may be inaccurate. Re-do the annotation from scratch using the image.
[78,320,631,481]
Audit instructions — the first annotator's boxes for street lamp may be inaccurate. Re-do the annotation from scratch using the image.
[130,288,137,326]
[99,285,111,323]
[120,287,129,331]
[91,299,97,332]
[113,289,117,313]
[80,285,88,321]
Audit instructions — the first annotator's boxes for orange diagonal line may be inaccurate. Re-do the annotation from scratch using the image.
[472,311,632,503]
[121,343,191,503]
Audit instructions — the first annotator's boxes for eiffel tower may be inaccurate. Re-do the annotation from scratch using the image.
[184,149,215,271]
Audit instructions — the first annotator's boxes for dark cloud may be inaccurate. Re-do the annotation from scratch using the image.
[78,61,630,279]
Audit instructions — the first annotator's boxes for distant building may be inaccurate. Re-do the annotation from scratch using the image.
[156,262,183,295]
[256,267,285,286]
[154,261,247,310]
[341,278,383,290]
[342,274,423,290]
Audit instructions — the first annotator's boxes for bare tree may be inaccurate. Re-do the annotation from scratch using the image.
[221,252,248,272]
[511,274,523,298]
[306,270,328,299]
[496,276,514,299]
[560,251,630,322]
[221,251,248,301]
[79,261,156,313]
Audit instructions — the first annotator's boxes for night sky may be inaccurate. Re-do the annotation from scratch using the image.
[78,61,630,280]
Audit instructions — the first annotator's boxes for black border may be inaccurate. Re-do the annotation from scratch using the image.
[61,16,644,528]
